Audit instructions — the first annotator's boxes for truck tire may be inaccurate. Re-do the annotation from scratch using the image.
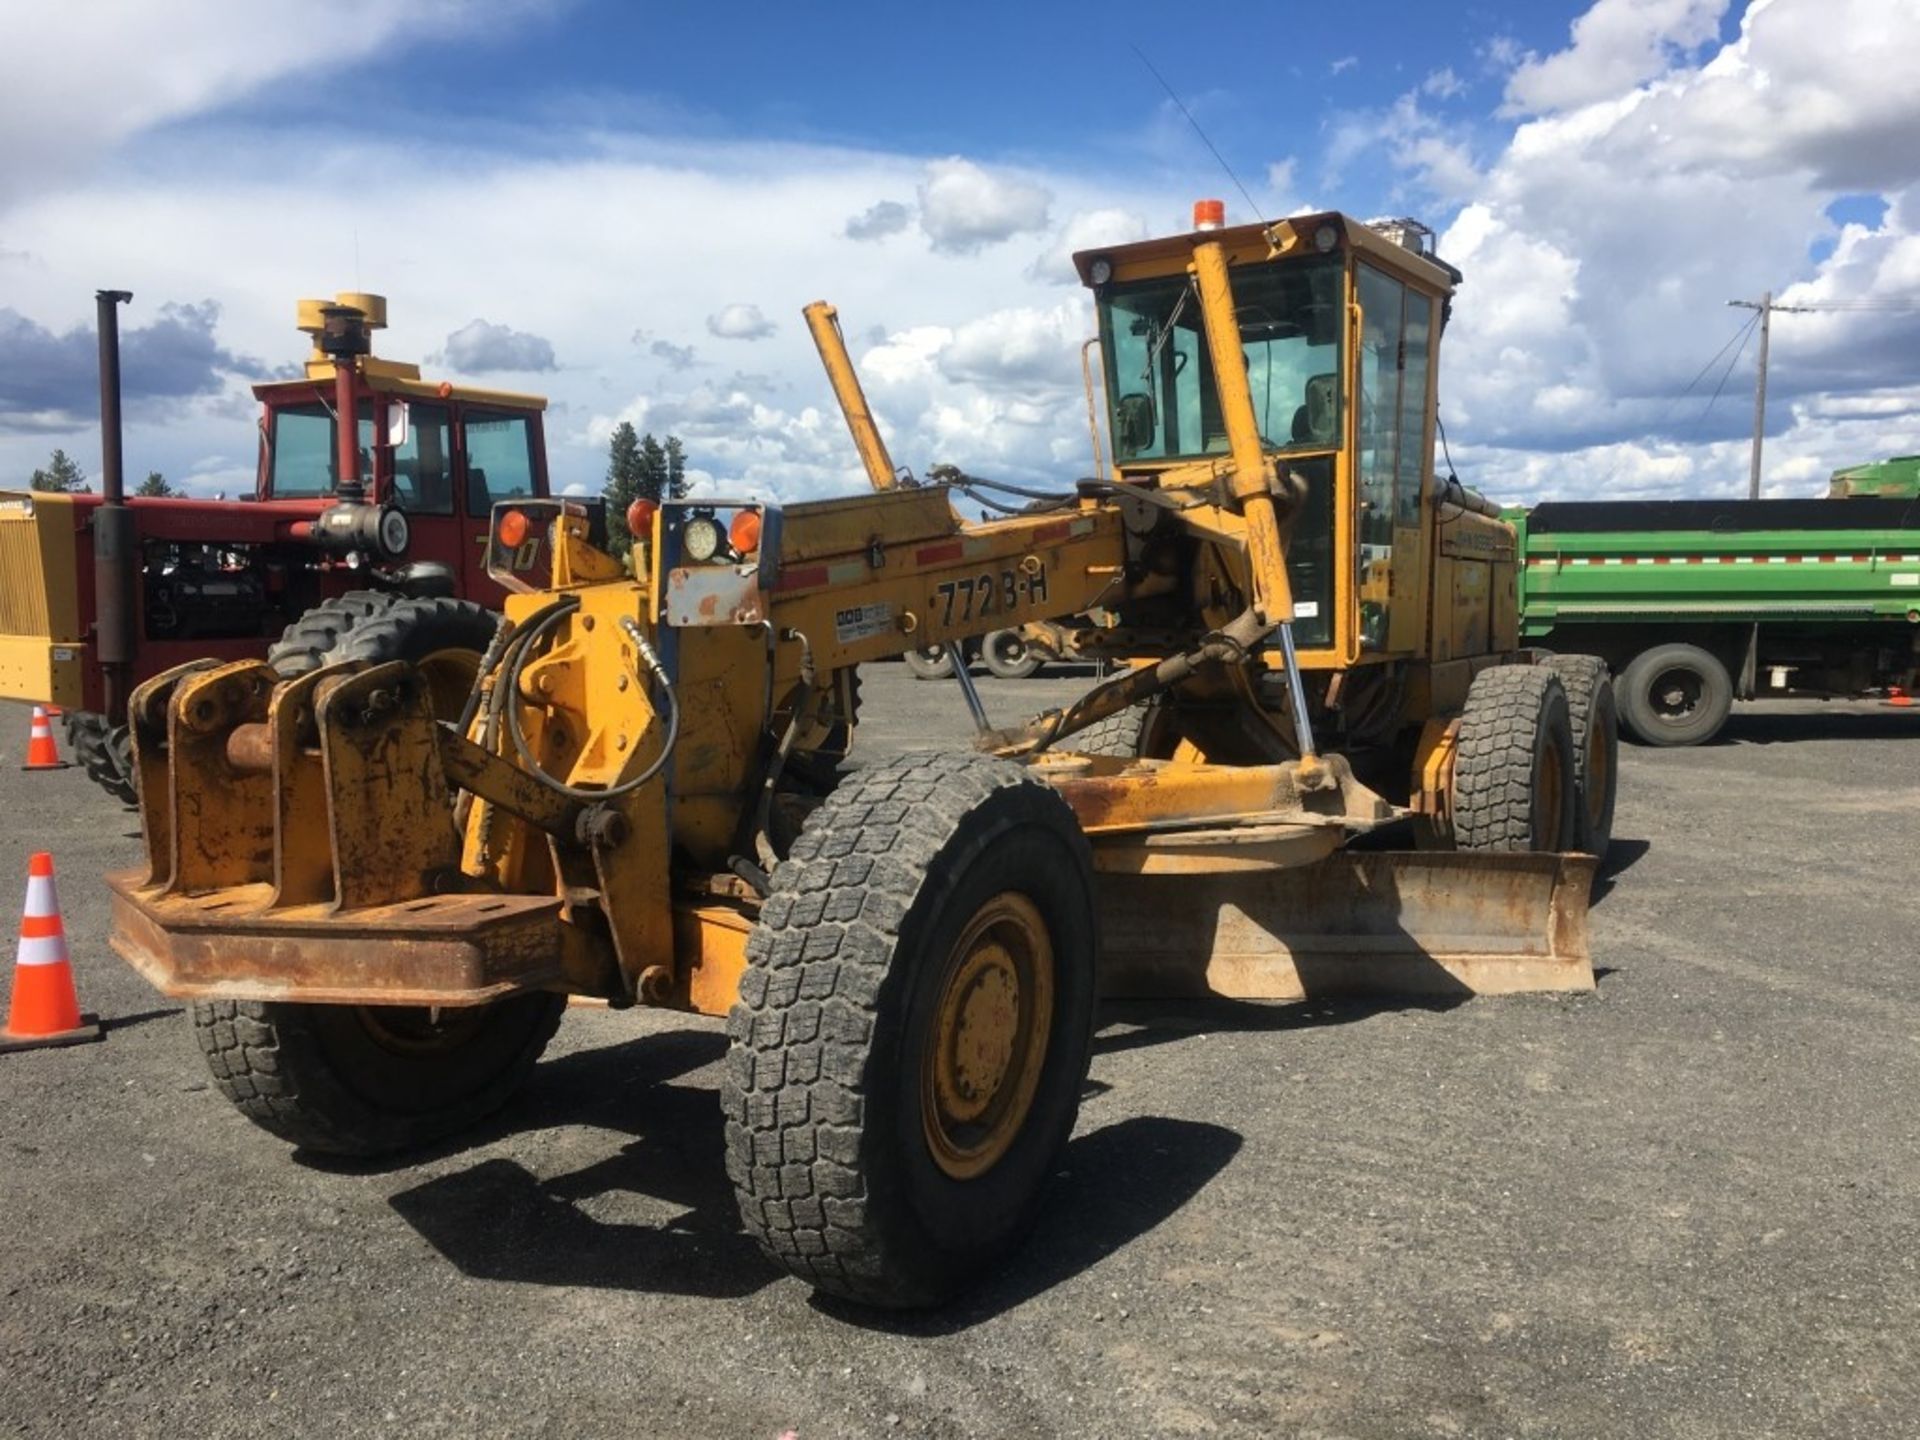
[1543,654,1618,857]
[723,750,1099,1307]
[1451,666,1576,852]
[980,628,1044,680]
[903,644,957,681]
[336,596,500,720]
[267,590,403,677]
[63,711,138,807]
[191,994,565,1155]
[1618,642,1732,746]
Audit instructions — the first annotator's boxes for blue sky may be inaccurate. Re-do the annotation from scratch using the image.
[2,0,1916,503]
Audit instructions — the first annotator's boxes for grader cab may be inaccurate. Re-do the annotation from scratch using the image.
[108,206,1614,1308]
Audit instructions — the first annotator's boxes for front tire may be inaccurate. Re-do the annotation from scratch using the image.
[192,995,566,1155]
[1451,665,1576,852]
[1544,654,1618,856]
[723,750,1099,1307]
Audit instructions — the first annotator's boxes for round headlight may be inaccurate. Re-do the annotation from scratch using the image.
[1090,257,1113,285]
[378,507,411,557]
[1314,224,1338,253]
[683,515,722,562]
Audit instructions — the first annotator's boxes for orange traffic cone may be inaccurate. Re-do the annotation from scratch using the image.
[1887,686,1914,708]
[22,706,69,770]
[0,853,102,1052]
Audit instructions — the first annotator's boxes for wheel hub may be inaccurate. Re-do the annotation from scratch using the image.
[922,892,1054,1180]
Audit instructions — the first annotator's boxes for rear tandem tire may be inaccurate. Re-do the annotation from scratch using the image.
[1618,642,1732,747]
[1451,665,1577,852]
[902,644,957,681]
[191,995,566,1155]
[723,750,1099,1307]
[1543,654,1619,857]
[980,628,1044,680]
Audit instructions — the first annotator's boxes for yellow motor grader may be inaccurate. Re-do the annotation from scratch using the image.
[107,207,1615,1308]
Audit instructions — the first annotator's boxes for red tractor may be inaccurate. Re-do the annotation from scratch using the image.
[0,290,551,800]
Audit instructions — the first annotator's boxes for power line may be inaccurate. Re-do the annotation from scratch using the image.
[1658,312,1758,428]
[1699,310,1759,426]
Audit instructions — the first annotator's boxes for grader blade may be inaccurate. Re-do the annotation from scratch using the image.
[1096,850,1596,1000]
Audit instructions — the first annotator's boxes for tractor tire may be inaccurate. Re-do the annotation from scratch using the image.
[191,994,566,1155]
[980,628,1044,680]
[1451,665,1576,852]
[902,644,957,681]
[1618,642,1732,747]
[1544,654,1618,856]
[188,592,528,1155]
[266,590,403,677]
[1061,698,1178,760]
[723,750,1099,1308]
[63,710,138,806]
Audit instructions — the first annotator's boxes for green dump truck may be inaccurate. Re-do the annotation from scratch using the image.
[1511,456,1920,745]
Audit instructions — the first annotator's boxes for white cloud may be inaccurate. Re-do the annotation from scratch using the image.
[1330,56,1359,76]
[706,303,777,341]
[1027,208,1149,285]
[0,1,536,209]
[1504,0,1727,114]
[1421,68,1468,100]
[917,158,1052,255]
[438,318,557,373]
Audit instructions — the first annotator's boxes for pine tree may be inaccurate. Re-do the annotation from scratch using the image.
[637,432,668,504]
[602,421,645,558]
[29,449,86,493]
[136,471,176,497]
[665,436,689,500]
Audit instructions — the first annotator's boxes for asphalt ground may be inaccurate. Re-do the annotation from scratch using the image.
[1,672,1917,1439]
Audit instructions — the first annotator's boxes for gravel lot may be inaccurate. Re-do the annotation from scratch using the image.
[1,671,1917,1439]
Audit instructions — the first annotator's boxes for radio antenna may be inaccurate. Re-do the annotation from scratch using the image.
[1131,45,1265,224]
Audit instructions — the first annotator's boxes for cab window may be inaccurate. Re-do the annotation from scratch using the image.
[463,411,536,515]
[269,402,372,499]
[388,402,454,515]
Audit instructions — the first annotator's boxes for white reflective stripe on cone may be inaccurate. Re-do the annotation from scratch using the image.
[22,875,58,916]
[15,933,69,967]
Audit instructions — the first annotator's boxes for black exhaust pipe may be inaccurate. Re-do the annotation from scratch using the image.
[94,289,135,722]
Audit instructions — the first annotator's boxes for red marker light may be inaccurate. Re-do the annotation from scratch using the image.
[729,508,762,555]
[626,498,658,542]
[497,508,530,548]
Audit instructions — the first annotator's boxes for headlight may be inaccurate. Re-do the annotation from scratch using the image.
[1089,257,1113,285]
[683,515,722,562]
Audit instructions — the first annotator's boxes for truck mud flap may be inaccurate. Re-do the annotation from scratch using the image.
[1096,850,1596,1000]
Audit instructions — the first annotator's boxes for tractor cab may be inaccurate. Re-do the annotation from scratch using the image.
[1077,208,1476,667]
[253,293,552,603]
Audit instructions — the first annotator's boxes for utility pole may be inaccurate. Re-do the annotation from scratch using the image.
[1728,293,1815,499]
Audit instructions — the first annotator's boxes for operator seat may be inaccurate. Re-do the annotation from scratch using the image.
[1291,373,1338,446]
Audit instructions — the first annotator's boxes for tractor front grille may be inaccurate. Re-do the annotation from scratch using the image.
[0,492,81,641]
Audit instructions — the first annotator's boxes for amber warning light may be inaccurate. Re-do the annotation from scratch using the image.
[1193,198,1225,231]
[626,498,658,542]
[496,508,530,548]
[729,509,762,555]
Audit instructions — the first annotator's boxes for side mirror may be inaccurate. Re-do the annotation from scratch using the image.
[384,401,410,449]
[1115,393,1157,456]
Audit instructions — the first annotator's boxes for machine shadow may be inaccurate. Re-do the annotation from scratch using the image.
[379,1030,1241,1315]
[382,1028,778,1299]
[1588,836,1651,903]
[1091,993,1466,1059]
[817,1115,1242,1334]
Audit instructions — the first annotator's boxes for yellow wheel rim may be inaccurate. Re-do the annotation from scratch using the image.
[416,646,482,723]
[1585,719,1610,835]
[1536,733,1566,849]
[921,891,1054,1181]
